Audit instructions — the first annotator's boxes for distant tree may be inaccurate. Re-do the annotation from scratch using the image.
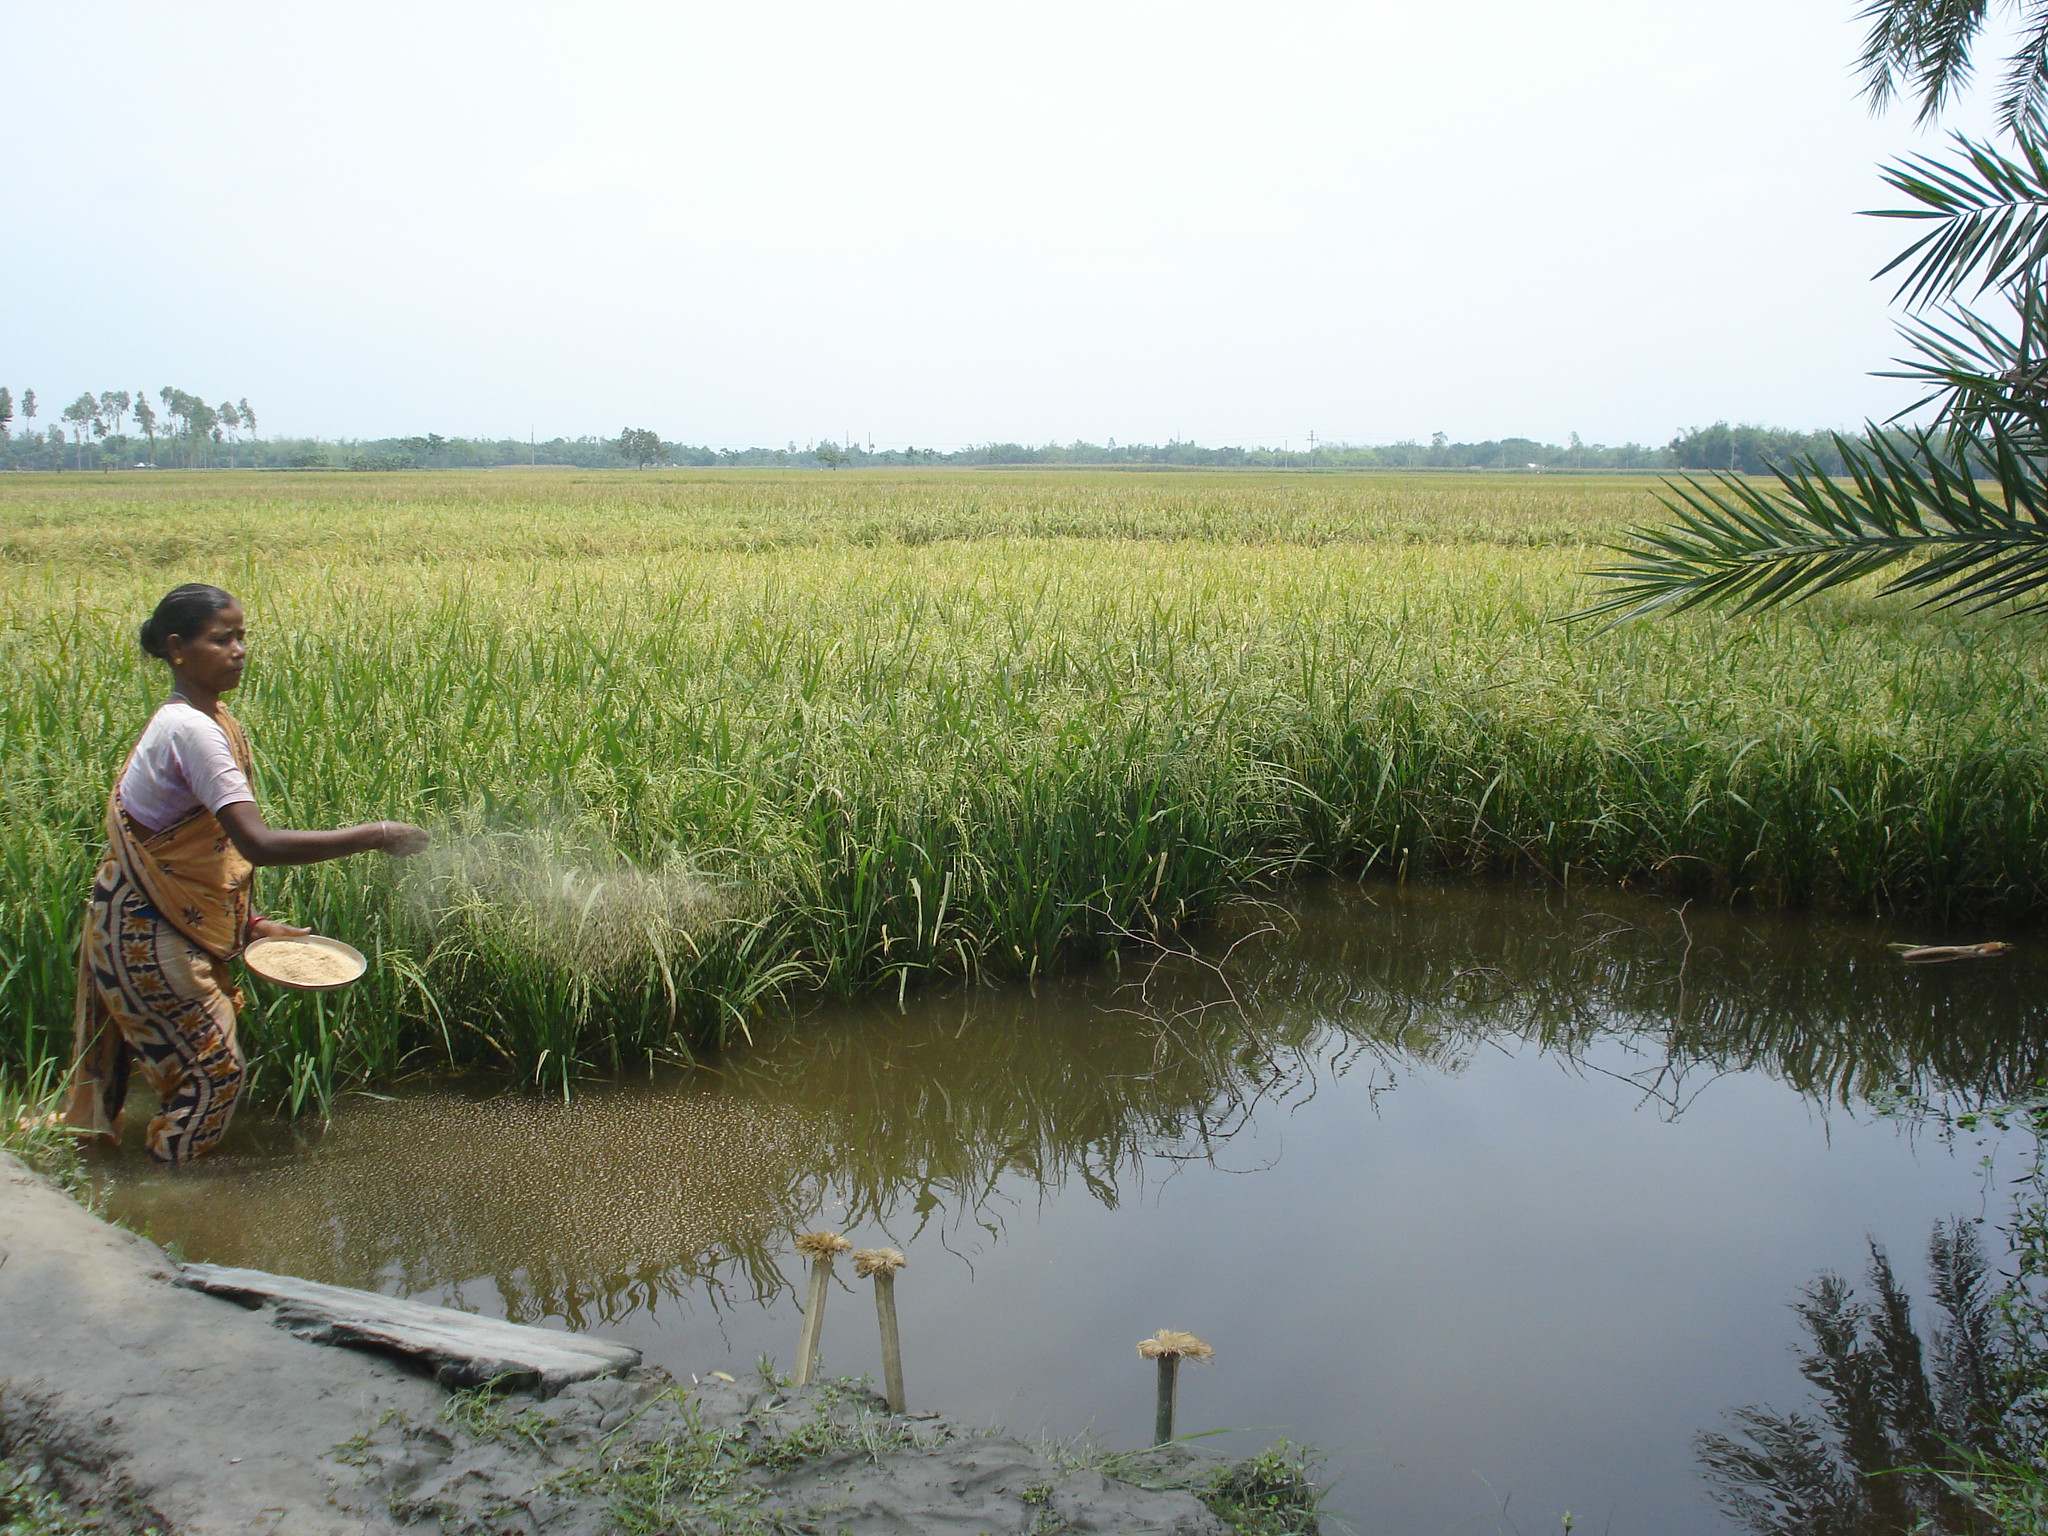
[188,400,217,466]
[217,401,240,467]
[132,394,158,464]
[158,388,189,460]
[91,393,125,471]
[616,427,665,468]
[814,439,847,470]
[397,433,447,466]
[154,387,217,466]
[20,389,35,424]
[89,401,113,472]
[60,393,98,470]
[238,398,256,443]
[0,386,12,441]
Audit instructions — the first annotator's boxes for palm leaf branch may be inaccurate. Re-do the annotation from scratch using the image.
[1866,134,2048,307]
[2003,7,2048,133]
[1566,426,2048,625]
[1856,0,1995,124]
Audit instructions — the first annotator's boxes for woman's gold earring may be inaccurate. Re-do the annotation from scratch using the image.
[172,657,183,665]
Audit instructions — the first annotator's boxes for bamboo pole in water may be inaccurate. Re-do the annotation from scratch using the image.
[1154,1355,1179,1445]
[793,1231,851,1386]
[1137,1330,1213,1444]
[853,1248,909,1412]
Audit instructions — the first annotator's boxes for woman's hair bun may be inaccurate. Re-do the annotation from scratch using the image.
[140,584,237,659]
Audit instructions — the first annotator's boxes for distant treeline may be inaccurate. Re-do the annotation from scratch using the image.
[0,404,1881,476]
[0,385,260,472]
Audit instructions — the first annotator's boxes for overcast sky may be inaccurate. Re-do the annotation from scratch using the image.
[2,0,2013,448]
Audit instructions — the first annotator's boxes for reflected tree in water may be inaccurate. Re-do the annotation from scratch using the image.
[1699,1223,2023,1535]
[1241,888,2047,1111]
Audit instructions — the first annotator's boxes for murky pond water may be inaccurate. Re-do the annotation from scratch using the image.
[97,882,2046,1535]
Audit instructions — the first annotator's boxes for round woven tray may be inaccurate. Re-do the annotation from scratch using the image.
[243,934,367,992]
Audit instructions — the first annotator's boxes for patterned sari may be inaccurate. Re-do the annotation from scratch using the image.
[64,707,257,1163]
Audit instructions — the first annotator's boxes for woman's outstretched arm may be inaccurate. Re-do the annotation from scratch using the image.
[215,803,430,868]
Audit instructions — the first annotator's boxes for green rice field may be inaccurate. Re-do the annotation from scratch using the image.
[3,468,2044,1108]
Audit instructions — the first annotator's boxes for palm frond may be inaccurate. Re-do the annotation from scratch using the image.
[2002,5,2048,134]
[1879,289,2048,445]
[1565,426,2048,626]
[1866,134,2048,306]
[1857,0,1996,124]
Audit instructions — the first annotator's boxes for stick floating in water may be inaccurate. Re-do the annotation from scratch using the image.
[1137,1328,1213,1444]
[792,1230,852,1387]
[1890,941,2016,964]
[853,1247,909,1413]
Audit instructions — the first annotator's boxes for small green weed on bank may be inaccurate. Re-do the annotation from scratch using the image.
[0,1072,86,1202]
[1200,1442,1328,1536]
[1069,1438,1328,1536]
[0,1462,99,1536]
[0,1440,160,1536]
[556,1376,927,1534]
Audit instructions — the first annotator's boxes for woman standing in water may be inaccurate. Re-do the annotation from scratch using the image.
[64,584,429,1163]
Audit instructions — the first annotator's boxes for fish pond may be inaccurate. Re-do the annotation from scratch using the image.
[97,881,2046,1535]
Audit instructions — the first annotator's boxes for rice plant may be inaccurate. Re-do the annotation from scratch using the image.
[2,469,2043,1107]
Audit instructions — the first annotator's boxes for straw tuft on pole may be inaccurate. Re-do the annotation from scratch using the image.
[792,1230,853,1386]
[852,1248,909,1412]
[796,1230,854,1260]
[852,1247,906,1278]
[1137,1330,1213,1362]
[1136,1329,1213,1444]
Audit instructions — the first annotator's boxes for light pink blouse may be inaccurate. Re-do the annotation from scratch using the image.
[118,698,255,835]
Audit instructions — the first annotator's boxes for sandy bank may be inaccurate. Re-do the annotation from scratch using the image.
[1,1151,443,1532]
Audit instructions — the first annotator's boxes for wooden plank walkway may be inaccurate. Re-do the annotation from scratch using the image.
[176,1262,641,1395]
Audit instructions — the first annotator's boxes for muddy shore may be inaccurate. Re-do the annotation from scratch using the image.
[0,1153,1309,1534]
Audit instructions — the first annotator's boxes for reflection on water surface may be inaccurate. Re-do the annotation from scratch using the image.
[100,882,2046,1535]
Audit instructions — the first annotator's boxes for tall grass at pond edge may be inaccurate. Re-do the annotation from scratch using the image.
[1,469,2043,1107]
